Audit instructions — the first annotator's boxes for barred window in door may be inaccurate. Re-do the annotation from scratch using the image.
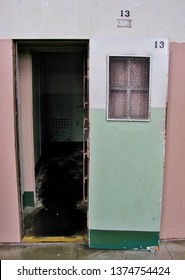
[107,56,150,121]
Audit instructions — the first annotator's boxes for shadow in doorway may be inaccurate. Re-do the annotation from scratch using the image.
[24,143,87,237]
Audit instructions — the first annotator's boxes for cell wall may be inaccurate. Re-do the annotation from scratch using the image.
[0,0,185,242]
[160,43,185,240]
[0,40,21,242]
[0,0,185,42]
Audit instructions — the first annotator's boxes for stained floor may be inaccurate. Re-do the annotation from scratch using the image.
[0,241,185,260]
[24,144,87,237]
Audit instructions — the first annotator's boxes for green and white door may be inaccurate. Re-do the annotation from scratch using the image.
[88,38,169,250]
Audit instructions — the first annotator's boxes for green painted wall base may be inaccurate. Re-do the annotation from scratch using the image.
[89,230,159,250]
[23,192,34,207]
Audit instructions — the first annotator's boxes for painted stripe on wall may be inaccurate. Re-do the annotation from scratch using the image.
[23,192,34,207]
[89,230,159,250]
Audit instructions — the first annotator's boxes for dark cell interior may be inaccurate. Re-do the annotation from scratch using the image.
[24,48,88,237]
[24,143,87,236]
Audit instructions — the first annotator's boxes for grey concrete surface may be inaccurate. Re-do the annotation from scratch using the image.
[0,241,185,260]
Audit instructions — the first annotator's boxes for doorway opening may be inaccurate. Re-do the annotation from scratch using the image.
[17,41,89,239]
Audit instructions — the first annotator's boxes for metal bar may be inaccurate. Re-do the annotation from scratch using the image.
[111,87,148,91]
[127,58,131,118]
[82,52,86,203]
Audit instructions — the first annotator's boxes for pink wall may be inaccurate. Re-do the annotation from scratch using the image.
[0,40,21,242]
[161,43,185,240]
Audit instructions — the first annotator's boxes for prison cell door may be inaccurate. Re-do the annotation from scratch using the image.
[88,38,169,250]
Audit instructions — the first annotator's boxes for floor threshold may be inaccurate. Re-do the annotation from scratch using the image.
[22,235,87,243]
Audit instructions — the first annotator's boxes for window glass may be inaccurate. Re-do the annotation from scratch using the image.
[108,56,150,120]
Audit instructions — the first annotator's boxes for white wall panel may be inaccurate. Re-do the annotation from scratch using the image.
[0,0,90,39]
[0,0,184,42]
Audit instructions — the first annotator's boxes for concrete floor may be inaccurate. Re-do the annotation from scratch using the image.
[0,240,185,260]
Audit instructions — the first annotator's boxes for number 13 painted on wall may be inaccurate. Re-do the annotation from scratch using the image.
[121,10,130,17]
[155,41,165,48]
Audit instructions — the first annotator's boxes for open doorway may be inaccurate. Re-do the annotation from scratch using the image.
[17,41,89,238]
